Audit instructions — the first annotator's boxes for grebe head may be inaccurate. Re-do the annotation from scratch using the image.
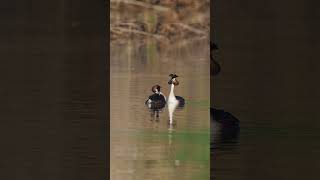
[151,85,161,94]
[168,74,179,86]
[210,42,221,76]
[210,42,218,50]
[169,73,179,78]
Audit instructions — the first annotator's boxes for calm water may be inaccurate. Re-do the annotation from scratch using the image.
[211,1,320,179]
[211,64,320,180]
[110,40,210,180]
[212,65,320,180]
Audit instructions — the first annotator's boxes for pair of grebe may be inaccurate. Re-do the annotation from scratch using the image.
[145,42,218,109]
[145,73,185,110]
[144,41,239,130]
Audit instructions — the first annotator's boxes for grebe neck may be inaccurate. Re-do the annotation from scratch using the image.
[168,84,177,124]
[168,84,177,102]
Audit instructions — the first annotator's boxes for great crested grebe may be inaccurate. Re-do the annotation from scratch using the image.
[167,73,185,107]
[210,41,240,142]
[145,85,166,109]
[167,73,185,124]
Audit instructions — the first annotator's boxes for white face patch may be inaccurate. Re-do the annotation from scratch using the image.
[173,78,177,84]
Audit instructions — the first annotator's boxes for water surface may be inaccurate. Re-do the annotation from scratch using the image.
[211,1,320,179]
[110,40,210,180]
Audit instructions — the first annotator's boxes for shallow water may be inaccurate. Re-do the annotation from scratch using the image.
[110,40,210,180]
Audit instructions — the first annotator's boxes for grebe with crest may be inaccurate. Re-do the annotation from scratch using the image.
[210,41,240,142]
[167,73,185,107]
[167,73,185,124]
[145,85,166,109]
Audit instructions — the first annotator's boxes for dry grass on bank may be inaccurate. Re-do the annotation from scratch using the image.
[110,0,210,46]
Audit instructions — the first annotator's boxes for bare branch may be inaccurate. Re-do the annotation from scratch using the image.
[110,0,170,12]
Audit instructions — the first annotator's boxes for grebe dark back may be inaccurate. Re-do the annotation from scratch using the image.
[211,108,239,149]
[145,85,166,109]
[211,108,239,127]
